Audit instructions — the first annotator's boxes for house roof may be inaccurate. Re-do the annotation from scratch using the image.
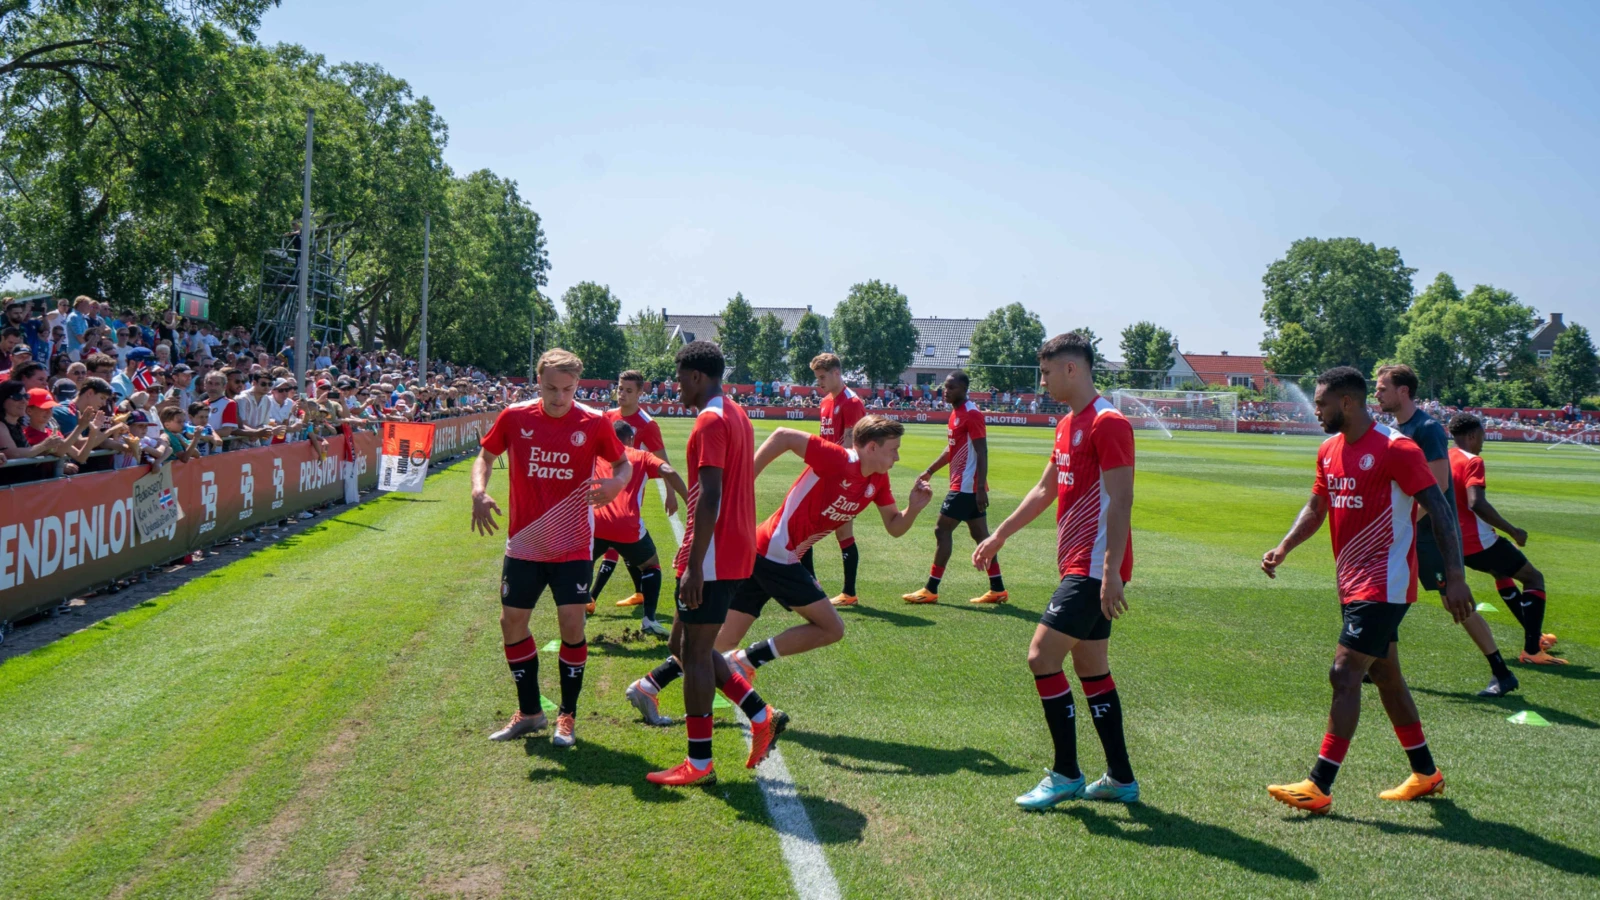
[1180,352,1273,385]
[1530,313,1567,352]
[907,317,982,370]
[662,307,817,344]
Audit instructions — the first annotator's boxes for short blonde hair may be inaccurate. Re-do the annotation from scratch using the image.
[537,348,584,379]
[853,414,904,447]
[809,352,842,373]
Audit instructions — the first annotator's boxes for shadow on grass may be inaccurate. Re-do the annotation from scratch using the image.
[946,600,1038,622]
[1411,686,1598,730]
[718,780,871,845]
[324,517,386,531]
[1511,660,1599,682]
[1064,803,1319,882]
[840,605,935,628]
[784,729,1025,777]
[522,737,684,804]
[386,496,440,503]
[1338,799,1600,878]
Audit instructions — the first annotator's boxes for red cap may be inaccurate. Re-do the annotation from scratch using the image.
[27,388,57,410]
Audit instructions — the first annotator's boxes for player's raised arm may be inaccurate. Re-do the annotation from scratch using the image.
[879,476,934,537]
[973,454,1056,569]
[1261,491,1327,578]
[752,426,811,477]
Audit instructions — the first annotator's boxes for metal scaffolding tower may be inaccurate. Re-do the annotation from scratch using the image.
[254,215,355,353]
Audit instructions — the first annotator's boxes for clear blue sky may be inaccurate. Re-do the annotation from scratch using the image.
[258,0,1599,355]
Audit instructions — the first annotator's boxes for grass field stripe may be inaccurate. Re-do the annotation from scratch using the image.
[737,709,841,900]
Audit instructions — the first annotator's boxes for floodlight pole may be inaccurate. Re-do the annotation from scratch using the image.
[295,108,313,394]
[529,304,538,383]
[418,213,430,382]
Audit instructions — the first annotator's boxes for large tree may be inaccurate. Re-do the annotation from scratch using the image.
[1392,274,1539,402]
[1547,324,1598,405]
[1260,237,1415,376]
[969,302,1045,392]
[1119,321,1176,389]
[624,307,678,381]
[787,309,827,385]
[557,282,626,380]
[751,312,788,383]
[716,292,757,383]
[830,279,917,387]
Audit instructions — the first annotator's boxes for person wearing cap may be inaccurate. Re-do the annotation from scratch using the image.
[264,377,300,444]
[50,379,80,431]
[233,370,281,447]
[1,380,67,466]
[23,387,63,446]
[165,363,196,409]
[113,346,154,402]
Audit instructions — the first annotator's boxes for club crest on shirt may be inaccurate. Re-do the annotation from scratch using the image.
[1072,430,1084,447]
[864,484,877,498]
[1359,453,1375,471]
[571,430,587,447]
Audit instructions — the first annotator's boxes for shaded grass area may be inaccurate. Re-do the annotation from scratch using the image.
[1,424,1595,898]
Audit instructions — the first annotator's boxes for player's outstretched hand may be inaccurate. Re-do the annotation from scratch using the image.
[586,476,624,507]
[680,570,704,610]
[471,491,502,536]
[909,477,934,510]
[972,534,1005,570]
[665,491,679,517]
[1442,578,1475,624]
[1101,574,1128,620]
[1261,545,1287,579]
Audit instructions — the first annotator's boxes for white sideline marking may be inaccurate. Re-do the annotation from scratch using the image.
[737,709,841,900]
[656,480,685,541]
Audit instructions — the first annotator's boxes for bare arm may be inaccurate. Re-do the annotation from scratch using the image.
[919,446,953,481]
[752,427,811,477]
[973,437,990,511]
[877,477,934,537]
[1419,484,1474,622]
[588,455,631,506]
[470,447,503,535]
[1098,465,1134,618]
[973,456,1056,568]
[1467,485,1525,545]
[1261,492,1328,577]
[1426,457,1450,492]
[657,463,689,502]
[679,467,723,609]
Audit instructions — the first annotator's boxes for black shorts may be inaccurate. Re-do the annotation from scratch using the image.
[674,577,742,626]
[593,534,659,568]
[939,490,985,522]
[501,557,592,610]
[1338,601,1408,658]
[1415,532,1447,593]
[1040,575,1112,641]
[731,556,830,619]
[1464,540,1529,580]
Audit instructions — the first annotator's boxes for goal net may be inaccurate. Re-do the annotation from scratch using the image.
[1109,389,1238,435]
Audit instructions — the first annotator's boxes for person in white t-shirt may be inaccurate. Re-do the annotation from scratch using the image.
[263,378,300,443]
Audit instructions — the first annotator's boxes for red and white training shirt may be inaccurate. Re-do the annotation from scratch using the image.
[605,406,666,454]
[1054,396,1136,582]
[594,447,667,543]
[818,387,865,446]
[1448,447,1499,555]
[946,400,987,492]
[757,436,895,565]
[673,395,756,581]
[1311,424,1436,604]
[208,395,239,431]
[481,399,627,563]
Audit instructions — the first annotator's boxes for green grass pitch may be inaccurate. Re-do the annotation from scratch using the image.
[1,421,1596,898]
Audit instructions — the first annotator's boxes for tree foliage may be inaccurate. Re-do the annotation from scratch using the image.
[557,282,626,380]
[1260,237,1415,376]
[751,313,788,383]
[830,280,917,387]
[1119,321,1176,389]
[1547,324,1599,405]
[969,302,1045,392]
[787,310,827,385]
[624,307,677,382]
[1392,274,1538,403]
[1263,321,1319,380]
[715,292,756,384]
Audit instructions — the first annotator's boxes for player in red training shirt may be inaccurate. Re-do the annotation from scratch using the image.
[471,349,630,749]
[629,416,932,718]
[592,419,688,637]
[634,341,787,787]
[974,333,1142,809]
[903,370,1007,605]
[593,370,676,614]
[1446,413,1562,667]
[807,352,869,606]
[1261,367,1474,814]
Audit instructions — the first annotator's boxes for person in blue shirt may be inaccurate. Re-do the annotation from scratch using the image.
[65,296,93,354]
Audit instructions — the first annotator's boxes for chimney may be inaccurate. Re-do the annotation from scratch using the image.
[1220,350,1228,356]
[806,304,812,312]
[1551,313,1564,326]
[661,307,668,320]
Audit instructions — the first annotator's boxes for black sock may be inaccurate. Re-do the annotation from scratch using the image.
[840,541,860,596]
[591,559,617,600]
[504,637,542,716]
[1522,590,1548,655]
[1034,672,1081,779]
[687,713,713,766]
[988,560,1005,593]
[801,547,816,577]
[926,565,944,594]
[1486,650,1511,680]
[1083,673,1134,784]
[640,566,663,620]
[627,564,643,595]
[745,638,778,668]
[558,640,587,715]
[1397,723,1436,776]
[1310,733,1348,793]
[647,656,682,691]
[1498,579,1526,626]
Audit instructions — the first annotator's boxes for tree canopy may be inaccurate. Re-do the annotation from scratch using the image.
[750,313,788,383]
[969,302,1045,392]
[716,293,757,384]
[1547,325,1598,405]
[1392,274,1538,404]
[1260,237,1415,377]
[830,280,917,387]
[787,310,827,385]
[557,282,626,380]
[1119,321,1176,389]
[624,308,677,382]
